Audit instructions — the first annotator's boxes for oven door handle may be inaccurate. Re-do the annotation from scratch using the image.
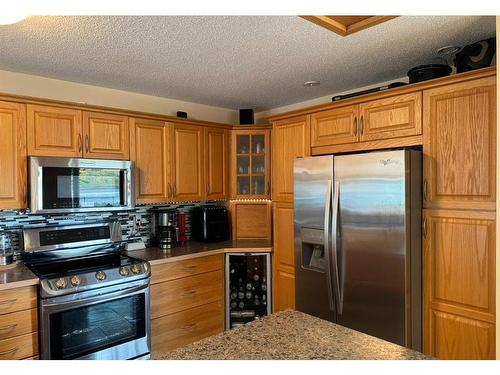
[42,282,149,312]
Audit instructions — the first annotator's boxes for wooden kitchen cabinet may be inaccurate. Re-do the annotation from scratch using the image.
[423,209,496,359]
[230,201,272,240]
[172,123,205,201]
[129,117,172,204]
[27,104,83,157]
[0,101,27,209]
[205,127,228,200]
[230,128,271,199]
[83,111,129,160]
[311,105,359,147]
[0,286,38,360]
[423,76,496,211]
[272,115,310,202]
[150,255,224,354]
[272,201,296,312]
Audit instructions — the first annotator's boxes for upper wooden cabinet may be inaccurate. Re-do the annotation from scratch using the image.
[311,105,358,147]
[27,104,82,157]
[423,76,496,211]
[82,111,129,160]
[230,129,271,199]
[272,115,310,202]
[0,101,27,209]
[172,123,205,201]
[130,117,172,204]
[205,127,228,200]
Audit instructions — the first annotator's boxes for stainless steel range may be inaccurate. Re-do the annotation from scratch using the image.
[23,222,151,360]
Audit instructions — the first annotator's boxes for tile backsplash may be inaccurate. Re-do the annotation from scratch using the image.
[0,202,224,260]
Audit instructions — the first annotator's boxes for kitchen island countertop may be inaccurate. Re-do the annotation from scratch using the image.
[154,310,429,360]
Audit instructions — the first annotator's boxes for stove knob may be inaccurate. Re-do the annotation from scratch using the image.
[55,278,66,289]
[131,264,142,274]
[70,276,81,286]
[119,267,130,276]
[95,271,107,281]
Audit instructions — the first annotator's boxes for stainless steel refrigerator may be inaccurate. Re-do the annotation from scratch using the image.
[294,149,422,351]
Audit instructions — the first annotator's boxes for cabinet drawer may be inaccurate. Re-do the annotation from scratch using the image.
[151,254,223,284]
[0,332,38,360]
[152,300,223,354]
[0,286,37,315]
[0,308,37,340]
[151,270,223,319]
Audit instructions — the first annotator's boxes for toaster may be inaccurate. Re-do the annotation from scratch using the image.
[191,205,230,243]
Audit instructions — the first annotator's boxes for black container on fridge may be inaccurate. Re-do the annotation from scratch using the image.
[225,253,271,330]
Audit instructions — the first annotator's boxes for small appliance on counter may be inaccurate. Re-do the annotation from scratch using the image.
[0,231,13,266]
[225,253,271,330]
[191,205,230,243]
[152,209,179,250]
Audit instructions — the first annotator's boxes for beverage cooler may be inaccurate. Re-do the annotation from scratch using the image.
[225,253,271,330]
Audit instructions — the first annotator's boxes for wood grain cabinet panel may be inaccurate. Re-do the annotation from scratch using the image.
[0,309,37,340]
[311,105,359,146]
[83,111,129,159]
[151,300,223,354]
[0,286,37,316]
[129,117,171,204]
[0,332,38,360]
[230,201,272,240]
[0,101,27,209]
[151,254,223,285]
[205,127,228,200]
[423,77,496,210]
[274,268,296,312]
[172,123,204,201]
[423,209,496,359]
[272,115,310,202]
[359,92,422,141]
[27,104,82,157]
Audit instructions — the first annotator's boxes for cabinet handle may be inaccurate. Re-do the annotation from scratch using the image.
[181,289,197,298]
[173,184,177,197]
[353,117,358,136]
[85,135,90,153]
[267,181,270,195]
[360,116,364,136]
[207,183,211,195]
[423,179,429,202]
[0,347,18,357]
[0,324,17,333]
[182,323,197,331]
[77,134,82,152]
[423,217,428,240]
[0,299,17,307]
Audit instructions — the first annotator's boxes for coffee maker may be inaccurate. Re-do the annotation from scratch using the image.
[152,209,179,250]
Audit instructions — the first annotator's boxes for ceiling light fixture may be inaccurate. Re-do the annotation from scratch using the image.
[0,14,28,26]
[304,80,320,87]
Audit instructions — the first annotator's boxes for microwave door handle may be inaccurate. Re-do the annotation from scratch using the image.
[122,170,128,207]
[331,180,343,315]
[323,180,335,312]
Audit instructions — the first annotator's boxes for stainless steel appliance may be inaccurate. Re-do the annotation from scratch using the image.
[23,222,151,360]
[191,205,230,243]
[152,209,179,249]
[294,149,422,351]
[225,253,271,330]
[29,156,134,214]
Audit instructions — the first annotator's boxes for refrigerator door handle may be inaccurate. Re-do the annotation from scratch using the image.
[323,179,335,312]
[331,180,343,315]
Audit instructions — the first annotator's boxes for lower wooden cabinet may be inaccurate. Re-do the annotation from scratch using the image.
[423,209,496,359]
[150,255,224,354]
[0,286,38,360]
[272,201,296,312]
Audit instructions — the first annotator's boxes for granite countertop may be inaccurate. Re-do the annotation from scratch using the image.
[0,262,38,291]
[126,239,272,265]
[155,310,429,360]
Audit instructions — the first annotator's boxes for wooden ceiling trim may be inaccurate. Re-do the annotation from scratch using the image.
[301,16,398,36]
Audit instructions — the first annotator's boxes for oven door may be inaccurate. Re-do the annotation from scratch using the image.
[40,280,150,360]
[30,157,134,213]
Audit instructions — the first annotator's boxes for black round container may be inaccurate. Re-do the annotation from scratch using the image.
[407,64,452,84]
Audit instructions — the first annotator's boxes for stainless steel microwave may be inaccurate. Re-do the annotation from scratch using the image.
[29,157,135,213]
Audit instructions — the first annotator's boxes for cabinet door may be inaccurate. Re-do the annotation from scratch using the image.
[311,105,359,147]
[0,101,27,209]
[272,116,310,202]
[423,77,496,210]
[205,127,228,200]
[423,209,496,359]
[359,92,422,142]
[172,124,204,201]
[27,104,82,157]
[129,118,171,204]
[230,201,272,240]
[273,202,296,312]
[83,111,129,160]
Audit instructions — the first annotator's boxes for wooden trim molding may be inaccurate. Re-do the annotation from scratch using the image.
[301,16,398,36]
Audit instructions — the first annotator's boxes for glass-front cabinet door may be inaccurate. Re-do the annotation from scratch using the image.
[231,128,271,199]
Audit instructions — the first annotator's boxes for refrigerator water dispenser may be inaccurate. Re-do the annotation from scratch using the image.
[300,227,326,271]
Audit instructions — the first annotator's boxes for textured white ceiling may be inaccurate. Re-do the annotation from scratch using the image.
[0,16,495,110]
